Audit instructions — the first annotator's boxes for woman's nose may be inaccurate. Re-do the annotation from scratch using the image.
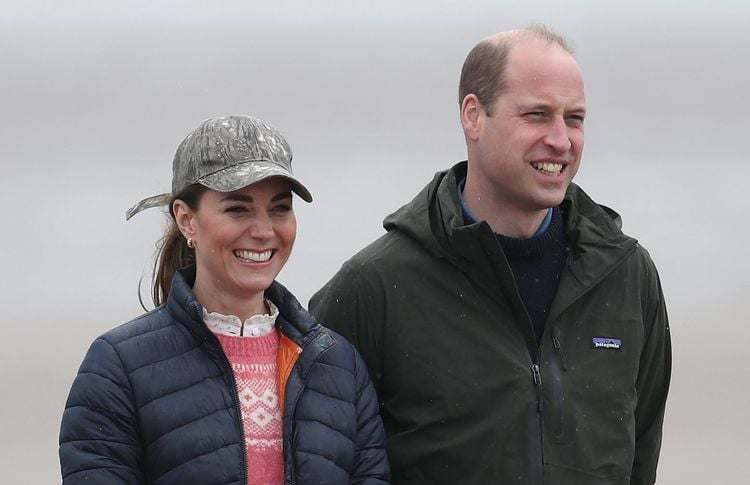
[248,215,274,239]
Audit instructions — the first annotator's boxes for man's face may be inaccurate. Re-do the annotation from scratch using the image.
[468,40,586,215]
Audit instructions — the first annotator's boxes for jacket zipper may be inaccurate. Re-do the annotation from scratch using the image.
[544,249,571,446]
[549,328,567,442]
[551,329,567,371]
[283,345,304,485]
[187,299,250,485]
[207,339,249,485]
[531,363,544,412]
[531,328,569,480]
[531,362,545,484]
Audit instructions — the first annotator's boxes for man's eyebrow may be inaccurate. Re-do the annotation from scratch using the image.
[520,102,586,115]
[524,102,551,110]
[567,105,587,115]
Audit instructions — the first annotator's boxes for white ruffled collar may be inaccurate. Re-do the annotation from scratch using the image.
[203,300,279,338]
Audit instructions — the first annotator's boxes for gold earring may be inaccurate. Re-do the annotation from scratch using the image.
[187,237,195,248]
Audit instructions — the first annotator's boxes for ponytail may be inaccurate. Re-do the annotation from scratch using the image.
[151,184,208,306]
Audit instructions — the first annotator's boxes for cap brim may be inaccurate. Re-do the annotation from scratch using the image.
[198,161,313,202]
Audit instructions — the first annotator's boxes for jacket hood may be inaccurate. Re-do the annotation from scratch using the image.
[383,162,468,263]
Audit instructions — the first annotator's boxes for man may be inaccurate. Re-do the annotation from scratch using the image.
[311,25,671,485]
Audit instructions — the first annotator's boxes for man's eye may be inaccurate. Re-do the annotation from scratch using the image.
[566,115,585,125]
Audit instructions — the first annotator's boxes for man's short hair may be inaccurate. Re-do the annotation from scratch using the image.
[458,25,572,116]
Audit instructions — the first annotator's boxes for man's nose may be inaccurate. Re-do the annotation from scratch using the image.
[544,117,572,153]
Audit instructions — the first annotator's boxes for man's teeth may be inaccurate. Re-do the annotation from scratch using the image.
[533,162,563,174]
[234,250,272,262]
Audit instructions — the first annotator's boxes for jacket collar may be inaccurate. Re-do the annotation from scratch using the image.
[167,266,322,348]
[384,161,639,310]
[550,185,638,319]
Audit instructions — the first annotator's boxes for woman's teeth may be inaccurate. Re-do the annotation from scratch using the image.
[234,250,272,262]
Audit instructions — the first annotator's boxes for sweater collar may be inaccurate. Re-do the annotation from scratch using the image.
[167,266,321,348]
[456,176,555,238]
[203,299,279,338]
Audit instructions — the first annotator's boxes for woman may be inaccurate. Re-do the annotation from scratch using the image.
[59,115,390,484]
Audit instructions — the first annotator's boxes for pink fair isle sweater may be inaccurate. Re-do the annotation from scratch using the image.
[205,307,284,485]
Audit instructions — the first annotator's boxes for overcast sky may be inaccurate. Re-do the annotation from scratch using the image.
[1,1,748,482]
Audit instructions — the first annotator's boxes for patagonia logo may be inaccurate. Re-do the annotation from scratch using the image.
[592,337,622,350]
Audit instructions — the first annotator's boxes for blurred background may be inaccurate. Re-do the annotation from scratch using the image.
[1,0,747,482]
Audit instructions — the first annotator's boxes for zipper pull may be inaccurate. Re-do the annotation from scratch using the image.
[531,364,543,412]
[551,329,568,371]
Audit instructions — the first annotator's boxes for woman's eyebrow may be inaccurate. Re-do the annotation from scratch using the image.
[271,191,293,202]
[220,194,253,203]
[219,191,292,203]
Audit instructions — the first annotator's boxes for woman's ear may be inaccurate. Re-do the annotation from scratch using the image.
[172,199,196,240]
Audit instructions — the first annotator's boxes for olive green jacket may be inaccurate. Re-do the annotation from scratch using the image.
[311,162,671,485]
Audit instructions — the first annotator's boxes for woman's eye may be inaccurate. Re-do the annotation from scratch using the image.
[271,204,292,214]
[226,206,248,213]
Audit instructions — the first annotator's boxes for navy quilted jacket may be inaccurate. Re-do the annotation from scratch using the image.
[59,266,390,484]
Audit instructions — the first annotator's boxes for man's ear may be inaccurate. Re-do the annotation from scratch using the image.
[172,199,196,240]
[460,94,483,141]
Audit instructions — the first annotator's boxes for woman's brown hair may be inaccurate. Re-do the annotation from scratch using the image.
[151,184,209,306]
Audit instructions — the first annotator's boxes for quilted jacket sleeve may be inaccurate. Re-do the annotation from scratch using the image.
[351,346,390,484]
[630,256,672,485]
[59,337,145,484]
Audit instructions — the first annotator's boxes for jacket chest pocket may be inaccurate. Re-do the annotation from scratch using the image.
[545,318,641,447]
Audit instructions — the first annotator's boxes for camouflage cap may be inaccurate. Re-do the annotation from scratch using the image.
[125,115,312,220]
